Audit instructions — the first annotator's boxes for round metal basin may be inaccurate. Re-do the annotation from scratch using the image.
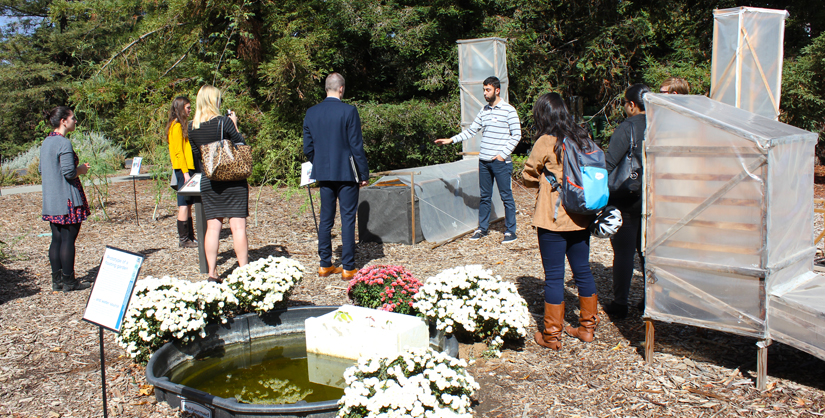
[145,306,458,418]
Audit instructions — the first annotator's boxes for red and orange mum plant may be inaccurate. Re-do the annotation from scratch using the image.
[346,265,422,315]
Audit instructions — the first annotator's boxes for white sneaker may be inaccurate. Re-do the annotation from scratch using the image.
[469,230,487,240]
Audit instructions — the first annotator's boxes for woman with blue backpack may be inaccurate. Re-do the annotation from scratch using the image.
[522,92,603,350]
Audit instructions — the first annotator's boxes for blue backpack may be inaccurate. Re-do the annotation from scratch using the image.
[545,137,609,218]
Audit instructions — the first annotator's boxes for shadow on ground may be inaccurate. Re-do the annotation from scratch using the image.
[0,264,40,304]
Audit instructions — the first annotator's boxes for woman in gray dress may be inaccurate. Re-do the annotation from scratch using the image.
[188,85,249,282]
[39,106,91,292]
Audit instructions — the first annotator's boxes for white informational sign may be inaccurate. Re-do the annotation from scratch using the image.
[177,173,202,196]
[129,157,143,176]
[300,162,315,186]
[82,246,145,332]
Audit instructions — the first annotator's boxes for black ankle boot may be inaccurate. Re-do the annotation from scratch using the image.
[603,301,628,319]
[185,219,197,244]
[177,220,197,248]
[52,269,62,291]
[61,271,91,292]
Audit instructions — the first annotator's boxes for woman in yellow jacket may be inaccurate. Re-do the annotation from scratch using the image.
[166,96,197,248]
[522,93,600,350]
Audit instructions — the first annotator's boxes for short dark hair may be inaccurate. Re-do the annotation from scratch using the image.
[625,84,651,111]
[44,106,73,128]
[483,76,501,90]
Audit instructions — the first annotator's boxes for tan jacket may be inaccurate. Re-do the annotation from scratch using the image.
[521,134,593,232]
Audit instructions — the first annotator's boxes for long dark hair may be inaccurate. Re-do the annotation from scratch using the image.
[164,96,190,143]
[532,93,595,162]
[44,106,73,128]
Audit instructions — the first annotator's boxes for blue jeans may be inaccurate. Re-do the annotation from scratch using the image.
[537,228,597,304]
[318,181,359,270]
[478,159,516,234]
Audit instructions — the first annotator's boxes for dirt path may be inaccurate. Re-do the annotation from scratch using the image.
[1,180,823,417]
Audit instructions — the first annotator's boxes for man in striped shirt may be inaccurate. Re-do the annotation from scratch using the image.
[435,76,522,244]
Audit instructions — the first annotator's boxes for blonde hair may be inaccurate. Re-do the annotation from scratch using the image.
[192,85,221,129]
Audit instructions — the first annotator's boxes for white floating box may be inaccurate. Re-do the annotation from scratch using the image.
[305,305,428,360]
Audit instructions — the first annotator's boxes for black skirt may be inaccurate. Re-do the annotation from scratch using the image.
[201,176,248,220]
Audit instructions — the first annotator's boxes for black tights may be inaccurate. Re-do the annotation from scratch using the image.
[49,222,81,275]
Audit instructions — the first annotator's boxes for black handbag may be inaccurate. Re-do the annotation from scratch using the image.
[608,126,642,197]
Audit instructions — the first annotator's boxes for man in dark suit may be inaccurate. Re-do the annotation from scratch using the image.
[303,73,370,280]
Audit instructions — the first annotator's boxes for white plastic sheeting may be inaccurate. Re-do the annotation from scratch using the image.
[643,94,819,345]
[373,159,504,244]
[457,38,508,156]
[711,7,788,120]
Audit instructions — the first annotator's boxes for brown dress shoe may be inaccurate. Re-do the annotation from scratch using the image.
[342,269,358,280]
[318,266,343,277]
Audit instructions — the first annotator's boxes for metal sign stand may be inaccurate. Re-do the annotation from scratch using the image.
[98,327,109,418]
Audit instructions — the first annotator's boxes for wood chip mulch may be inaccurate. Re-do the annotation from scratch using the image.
[1,179,824,417]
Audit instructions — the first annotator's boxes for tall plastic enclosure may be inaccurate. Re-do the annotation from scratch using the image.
[643,94,817,339]
[711,7,788,120]
[457,38,508,156]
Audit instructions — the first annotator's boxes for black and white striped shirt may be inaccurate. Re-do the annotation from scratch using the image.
[451,100,522,162]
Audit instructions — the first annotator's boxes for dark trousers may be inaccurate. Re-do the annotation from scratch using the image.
[318,181,359,270]
[478,159,516,234]
[537,228,597,304]
[49,222,82,275]
[609,211,644,306]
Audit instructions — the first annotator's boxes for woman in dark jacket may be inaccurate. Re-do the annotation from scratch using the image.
[603,83,650,318]
[39,106,91,292]
[188,85,248,281]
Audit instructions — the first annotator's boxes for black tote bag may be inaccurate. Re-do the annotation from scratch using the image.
[607,127,642,198]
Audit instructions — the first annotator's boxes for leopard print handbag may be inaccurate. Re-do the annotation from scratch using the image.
[199,118,252,182]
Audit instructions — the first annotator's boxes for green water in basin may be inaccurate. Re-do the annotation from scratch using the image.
[165,333,351,405]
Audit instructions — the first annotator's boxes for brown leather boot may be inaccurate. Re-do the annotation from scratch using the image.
[534,302,564,350]
[565,294,600,342]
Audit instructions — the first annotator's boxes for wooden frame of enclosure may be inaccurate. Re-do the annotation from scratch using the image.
[642,135,773,389]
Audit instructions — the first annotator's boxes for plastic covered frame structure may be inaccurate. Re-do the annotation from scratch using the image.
[711,7,788,120]
[364,159,504,245]
[642,94,822,388]
[457,37,508,156]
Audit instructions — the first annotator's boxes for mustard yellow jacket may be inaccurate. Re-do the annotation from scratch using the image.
[168,122,194,173]
[521,134,593,232]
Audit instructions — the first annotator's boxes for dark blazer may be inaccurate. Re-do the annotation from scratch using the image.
[303,97,369,182]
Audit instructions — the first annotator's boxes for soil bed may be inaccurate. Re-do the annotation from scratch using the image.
[1,180,824,417]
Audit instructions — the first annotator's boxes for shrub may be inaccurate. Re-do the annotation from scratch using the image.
[413,265,531,356]
[0,144,41,171]
[337,348,478,418]
[347,265,422,315]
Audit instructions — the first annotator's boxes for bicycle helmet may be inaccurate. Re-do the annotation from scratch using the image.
[590,206,623,238]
